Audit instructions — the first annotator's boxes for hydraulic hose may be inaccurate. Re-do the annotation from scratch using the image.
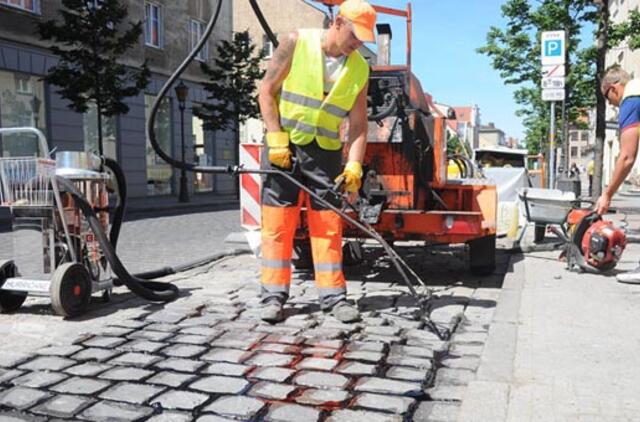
[56,177,179,302]
[103,157,126,249]
[249,0,278,47]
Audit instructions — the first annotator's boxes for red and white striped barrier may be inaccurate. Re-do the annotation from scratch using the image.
[239,143,262,230]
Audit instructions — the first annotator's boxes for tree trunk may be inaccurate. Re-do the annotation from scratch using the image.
[593,0,609,199]
[96,100,104,157]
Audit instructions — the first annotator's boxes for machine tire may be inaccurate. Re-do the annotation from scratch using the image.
[293,239,313,270]
[0,260,26,314]
[50,263,92,318]
[469,235,496,276]
[343,241,364,266]
[534,224,546,243]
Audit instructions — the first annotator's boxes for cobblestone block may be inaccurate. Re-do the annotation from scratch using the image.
[146,323,181,333]
[296,357,338,371]
[385,366,430,382]
[0,369,24,384]
[147,311,189,324]
[283,318,317,330]
[343,350,384,363]
[353,377,422,397]
[18,356,76,372]
[12,371,68,388]
[73,348,121,362]
[204,362,252,377]
[354,334,402,344]
[326,409,403,422]
[179,314,230,327]
[386,355,432,370]
[300,328,344,339]
[79,400,154,421]
[204,395,265,420]
[434,368,475,385]
[265,403,320,422]
[300,347,337,358]
[245,352,296,367]
[361,317,388,326]
[0,353,30,368]
[346,341,385,353]
[204,305,240,315]
[118,340,165,354]
[35,345,83,357]
[335,361,377,376]
[215,321,257,331]
[248,367,295,383]
[151,390,209,411]
[31,394,94,419]
[255,324,301,335]
[82,336,127,349]
[50,377,111,395]
[109,352,161,368]
[98,366,154,382]
[412,401,460,421]
[363,326,401,336]
[256,343,301,354]
[93,327,133,337]
[112,319,149,329]
[146,371,195,388]
[293,371,350,390]
[452,331,488,344]
[264,334,306,345]
[249,381,297,400]
[295,389,350,406]
[304,339,343,349]
[65,363,112,377]
[405,338,449,352]
[441,356,480,371]
[403,329,442,343]
[212,331,266,350]
[154,358,205,373]
[0,386,51,410]
[179,326,222,337]
[425,385,466,401]
[169,334,217,345]
[127,330,173,342]
[390,345,434,359]
[99,382,164,405]
[354,393,415,414]
[201,348,252,364]
[189,375,249,394]
[161,344,207,359]
[146,411,192,422]
[449,343,484,356]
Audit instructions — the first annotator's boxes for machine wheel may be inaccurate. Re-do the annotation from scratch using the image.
[534,224,546,243]
[292,239,313,270]
[343,241,364,266]
[469,235,496,276]
[50,263,92,318]
[0,260,26,314]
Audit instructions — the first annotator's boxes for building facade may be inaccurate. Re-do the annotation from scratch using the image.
[478,123,506,148]
[0,0,237,200]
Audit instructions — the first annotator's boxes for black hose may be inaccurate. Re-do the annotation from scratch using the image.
[103,158,126,250]
[368,95,398,122]
[56,177,179,302]
[249,0,278,47]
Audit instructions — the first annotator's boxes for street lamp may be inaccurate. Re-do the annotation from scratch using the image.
[175,81,190,203]
[30,95,41,129]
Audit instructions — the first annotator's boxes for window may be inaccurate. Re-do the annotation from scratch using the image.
[262,34,277,59]
[145,2,163,48]
[192,112,213,192]
[571,146,578,158]
[83,102,117,160]
[0,70,47,157]
[190,19,208,62]
[145,95,173,196]
[0,0,41,14]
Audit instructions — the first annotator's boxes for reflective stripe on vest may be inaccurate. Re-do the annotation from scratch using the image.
[279,28,369,151]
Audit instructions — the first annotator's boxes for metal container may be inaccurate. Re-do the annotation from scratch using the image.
[55,151,105,180]
[518,188,576,225]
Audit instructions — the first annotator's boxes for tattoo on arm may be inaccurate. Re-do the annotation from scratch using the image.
[264,33,296,84]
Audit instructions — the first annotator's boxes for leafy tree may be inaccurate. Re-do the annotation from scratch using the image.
[38,0,150,156]
[194,31,265,133]
[477,0,598,157]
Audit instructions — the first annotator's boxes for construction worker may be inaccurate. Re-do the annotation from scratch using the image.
[597,66,640,283]
[257,0,375,323]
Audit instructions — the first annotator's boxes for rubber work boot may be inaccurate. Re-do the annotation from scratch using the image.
[330,300,360,323]
[261,300,285,324]
[616,265,640,284]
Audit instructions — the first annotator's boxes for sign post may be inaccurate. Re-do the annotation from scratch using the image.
[541,31,566,189]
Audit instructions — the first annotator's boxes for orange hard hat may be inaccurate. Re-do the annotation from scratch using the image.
[339,0,377,43]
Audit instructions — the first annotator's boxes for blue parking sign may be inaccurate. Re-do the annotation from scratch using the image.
[541,31,565,65]
[545,40,562,57]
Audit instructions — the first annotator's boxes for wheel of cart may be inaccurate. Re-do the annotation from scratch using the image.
[0,260,26,313]
[469,235,496,275]
[50,262,92,317]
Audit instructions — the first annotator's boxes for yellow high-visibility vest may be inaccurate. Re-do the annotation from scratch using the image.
[279,29,369,151]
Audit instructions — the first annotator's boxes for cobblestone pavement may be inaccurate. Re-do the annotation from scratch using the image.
[0,242,510,421]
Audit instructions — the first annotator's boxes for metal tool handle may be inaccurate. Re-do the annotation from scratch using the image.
[0,127,50,158]
[333,175,346,193]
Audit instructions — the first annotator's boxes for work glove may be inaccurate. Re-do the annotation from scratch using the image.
[336,161,363,193]
[266,131,292,170]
